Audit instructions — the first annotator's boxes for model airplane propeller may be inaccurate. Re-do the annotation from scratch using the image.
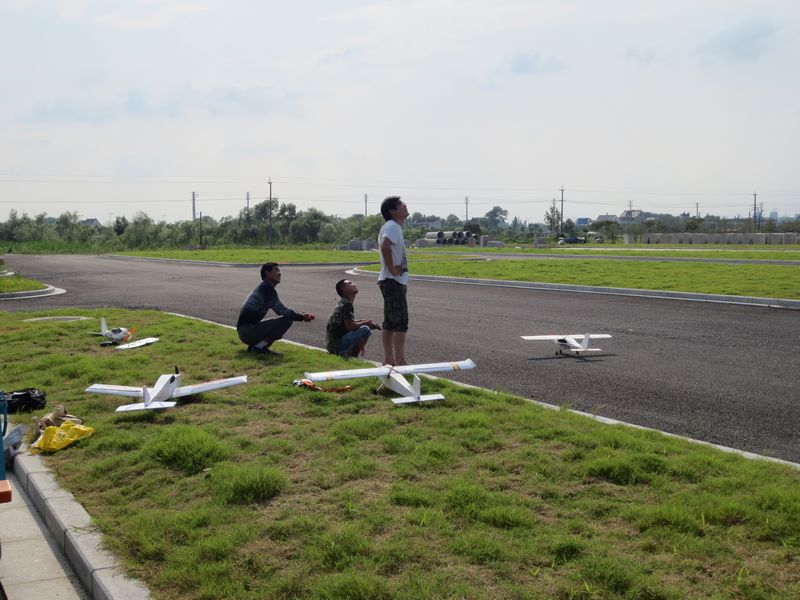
[85,367,248,412]
[521,334,612,357]
[304,359,476,404]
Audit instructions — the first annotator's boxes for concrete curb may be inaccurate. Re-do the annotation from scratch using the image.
[12,451,151,599]
[350,268,800,309]
[0,284,67,300]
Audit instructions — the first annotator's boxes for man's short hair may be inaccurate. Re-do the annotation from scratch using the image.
[380,196,402,221]
[260,262,279,280]
[335,279,348,297]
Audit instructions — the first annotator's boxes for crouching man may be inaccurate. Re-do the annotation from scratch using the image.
[237,262,314,354]
[325,279,379,357]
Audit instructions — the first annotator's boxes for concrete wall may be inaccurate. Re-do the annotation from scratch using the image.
[629,232,799,245]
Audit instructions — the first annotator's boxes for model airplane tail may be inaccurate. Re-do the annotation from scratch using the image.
[100,317,108,335]
[142,386,152,407]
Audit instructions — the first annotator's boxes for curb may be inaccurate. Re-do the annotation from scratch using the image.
[349,268,800,309]
[12,450,151,600]
[0,285,66,300]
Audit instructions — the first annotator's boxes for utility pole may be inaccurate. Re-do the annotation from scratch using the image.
[246,192,250,211]
[364,194,368,217]
[559,187,565,236]
[465,196,469,222]
[753,191,758,233]
[268,177,273,247]
[192,192,196,221]
[695,202,699,219]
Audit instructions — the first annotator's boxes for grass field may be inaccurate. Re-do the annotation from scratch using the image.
[414,245,800,261]
[0,274,48,293]
[363,259,800,299]
[2,309,798,599]
[115,247,385,264]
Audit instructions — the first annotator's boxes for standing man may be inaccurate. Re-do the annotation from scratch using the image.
[236,262,314,354]
[325,279,380,357]
[378,196,410,365]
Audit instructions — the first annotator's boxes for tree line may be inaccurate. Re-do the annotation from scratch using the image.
[1,199,796,250]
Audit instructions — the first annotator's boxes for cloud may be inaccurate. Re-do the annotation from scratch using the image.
[625,46,656,67]
[697,19,777,63]
[1,0,212,29]
[23,85,302,124]
[509,51,561,76]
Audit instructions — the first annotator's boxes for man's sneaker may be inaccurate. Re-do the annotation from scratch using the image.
[247,345,277,355]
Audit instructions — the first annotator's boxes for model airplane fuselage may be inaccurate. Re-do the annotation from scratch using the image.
[89,317,134,345]
[85,370,248,412]
[304,359,476,404]
[521,334,612,357]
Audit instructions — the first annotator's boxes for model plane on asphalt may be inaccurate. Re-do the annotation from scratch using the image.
[304,359,476,404]
[85,368,248,412]
[521,334,612,357]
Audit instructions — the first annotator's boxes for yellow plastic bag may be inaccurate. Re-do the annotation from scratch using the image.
[31,420,95,453]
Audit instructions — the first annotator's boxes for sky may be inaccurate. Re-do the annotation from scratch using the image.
[1,0,799,225]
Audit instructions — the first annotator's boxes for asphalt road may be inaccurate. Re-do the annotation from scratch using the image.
[4,253,799,463]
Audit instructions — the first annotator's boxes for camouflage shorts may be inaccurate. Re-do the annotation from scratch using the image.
[378,279,408,332]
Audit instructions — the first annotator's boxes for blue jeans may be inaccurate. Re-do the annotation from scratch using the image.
[335,325,372,355]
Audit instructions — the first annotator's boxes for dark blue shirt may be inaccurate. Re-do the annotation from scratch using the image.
[236,282,302,329]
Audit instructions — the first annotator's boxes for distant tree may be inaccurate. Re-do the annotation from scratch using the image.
[685,217,704,232]
[55,212,81,243]
[443,214,462,229]
[485,206,508,230]
[544,206,561,235]
[591,220,620,242]
[113,216,128,236]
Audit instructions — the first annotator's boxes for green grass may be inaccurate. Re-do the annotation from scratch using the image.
[2,309,799,599]
[0,274,48,293]
[417,244,800,261]
[365,258,800,299]
[115,247,384,264]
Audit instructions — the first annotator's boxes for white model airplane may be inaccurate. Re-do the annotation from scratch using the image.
[115,337,159,350]
[85,368,248,412]
[304,359,476,404]
[89,317,135,345]
[521,334,612,357]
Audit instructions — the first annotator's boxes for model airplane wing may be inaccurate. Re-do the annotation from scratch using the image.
[116,337,159,350]
[172,375,248,398]
[521,334,612,341]
[116,401,177,412]
[305,359,476,382]
[84,383,144,398]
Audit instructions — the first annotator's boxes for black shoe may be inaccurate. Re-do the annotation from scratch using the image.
[248,345,277,355]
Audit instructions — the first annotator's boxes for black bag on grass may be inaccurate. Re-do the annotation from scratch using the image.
[1,388,47,413]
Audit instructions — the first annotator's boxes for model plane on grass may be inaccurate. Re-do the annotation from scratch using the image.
[85,367,247,412]
[89,317,135,346]
[521,334,612,357]
[304,359,476,404]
